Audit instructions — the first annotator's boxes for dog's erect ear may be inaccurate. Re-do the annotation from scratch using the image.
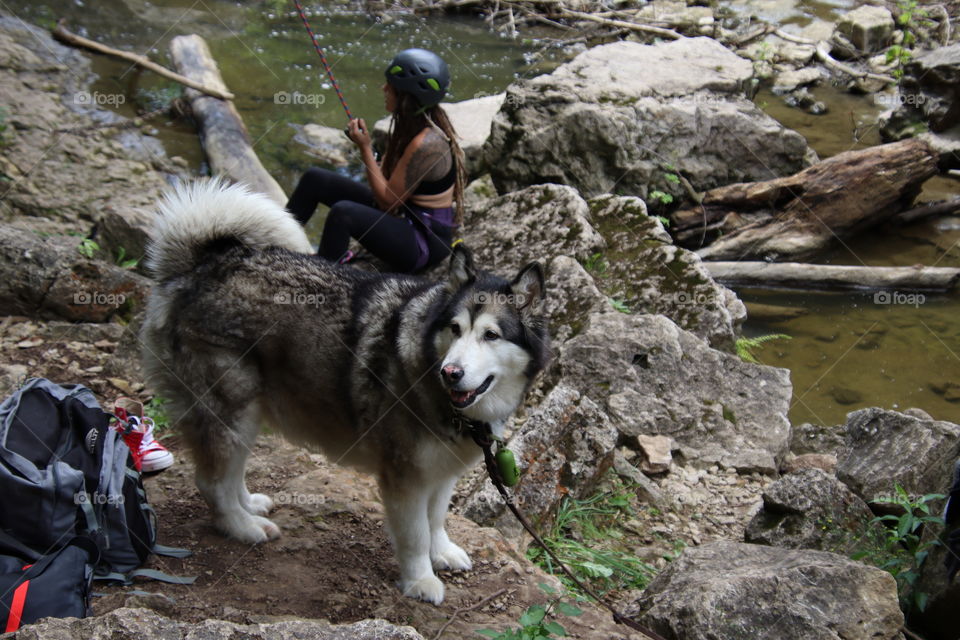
[510,262,544,317]
[448,244,476,291]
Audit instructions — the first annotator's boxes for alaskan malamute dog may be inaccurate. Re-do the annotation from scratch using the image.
[141,179,550,604]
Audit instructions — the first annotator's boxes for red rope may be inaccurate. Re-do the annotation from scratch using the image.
[291,0,354,120]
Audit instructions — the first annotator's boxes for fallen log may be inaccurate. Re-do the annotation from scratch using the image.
[169,35,286,205]
[672,138,940,261]
[51,22,234,101]
[705,261,960,293]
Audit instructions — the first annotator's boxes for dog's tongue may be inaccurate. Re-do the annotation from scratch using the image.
[450,389,474,404]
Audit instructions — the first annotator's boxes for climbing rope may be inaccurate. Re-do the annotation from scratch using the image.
[291,0,354,121]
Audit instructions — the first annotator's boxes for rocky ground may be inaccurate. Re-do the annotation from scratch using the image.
[2,4,960,640]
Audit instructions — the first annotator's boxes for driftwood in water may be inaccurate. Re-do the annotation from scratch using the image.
[169,35,286,205]
[52,22,234,101]
[890,197,960,226]
[704,261,960,293]
[672,138,940,261]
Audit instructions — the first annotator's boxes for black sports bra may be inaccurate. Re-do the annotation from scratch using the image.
[413,160,456,196]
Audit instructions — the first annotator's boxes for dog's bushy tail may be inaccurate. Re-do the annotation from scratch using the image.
[146,177,313,281]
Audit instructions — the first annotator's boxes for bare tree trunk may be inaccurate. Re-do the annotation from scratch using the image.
[704,261,960,293]
[672,138,940,261]
[169,35,287,206]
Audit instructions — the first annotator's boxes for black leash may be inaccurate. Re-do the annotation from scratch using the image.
[465,420,669,640]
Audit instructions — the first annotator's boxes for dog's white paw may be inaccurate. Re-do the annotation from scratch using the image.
[431,541,472,572]
[244,493,274,516]
[401,574,445,605]
[219,512,281,544]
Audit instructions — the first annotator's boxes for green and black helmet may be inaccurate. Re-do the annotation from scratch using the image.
[385,48,450,108]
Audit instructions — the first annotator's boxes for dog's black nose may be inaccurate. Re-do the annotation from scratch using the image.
[441,364,464,384]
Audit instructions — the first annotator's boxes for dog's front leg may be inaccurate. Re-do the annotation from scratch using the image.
[428,474,471,572]
[379,474,444,604]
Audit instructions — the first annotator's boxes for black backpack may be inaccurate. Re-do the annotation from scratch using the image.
[0,378,192,629]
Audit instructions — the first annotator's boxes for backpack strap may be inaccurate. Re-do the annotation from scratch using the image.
[152,544,192,559]
[94,568,196,585]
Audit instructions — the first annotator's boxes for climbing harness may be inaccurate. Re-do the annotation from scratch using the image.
[291,0,354,120]
[463,417,670,640]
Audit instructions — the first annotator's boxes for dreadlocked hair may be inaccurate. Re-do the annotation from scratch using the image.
[382,91,468,226]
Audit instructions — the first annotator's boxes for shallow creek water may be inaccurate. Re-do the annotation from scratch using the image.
[5,0,959,427]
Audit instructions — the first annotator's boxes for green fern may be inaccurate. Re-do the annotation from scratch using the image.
[735,333,791,364]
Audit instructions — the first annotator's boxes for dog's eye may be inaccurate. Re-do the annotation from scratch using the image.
[449,323,461,337]
[484,330,500,341]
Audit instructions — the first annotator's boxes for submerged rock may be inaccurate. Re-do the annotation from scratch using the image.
[483,37,813,201]
[632,541,904,640]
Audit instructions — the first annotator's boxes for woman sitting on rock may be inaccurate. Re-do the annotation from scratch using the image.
[286,48,466,273]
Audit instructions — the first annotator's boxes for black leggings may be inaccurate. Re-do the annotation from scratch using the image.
[286,168,452,273]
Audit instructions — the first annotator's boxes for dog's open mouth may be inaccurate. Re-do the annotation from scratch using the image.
[449,375,494,409]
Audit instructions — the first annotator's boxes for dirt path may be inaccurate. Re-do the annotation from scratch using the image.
[93,436,645,639]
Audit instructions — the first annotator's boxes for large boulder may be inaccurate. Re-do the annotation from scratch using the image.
[632,541,905,640]
[881,44,960,138]
[10,607,425,640]
[461,183,604,274]
[463,185,745,349]
[559,312,792,474]
[374,93,505,177]
[586,194,745,349]
[836,5,895,54]
[745,468,880,554]
[836,407,960,509]
[0,15,181,260]
[458,384,618,543]
[483,37,814,200]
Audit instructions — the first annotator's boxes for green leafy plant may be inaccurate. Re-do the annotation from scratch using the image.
[609,298,630,314]
[77,238,101,259]
[887,0,932,79]
[114,246,139,269]
[648,190,673,206]
[583,252,607,276]
[144,396,171,438]
[656,215,671,228]
[476,583,583,639]
[735,333,791,364]
[853,485,945,612]
[527,483,657,596]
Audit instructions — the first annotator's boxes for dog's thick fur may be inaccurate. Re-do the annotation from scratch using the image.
[141,179,550,604]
